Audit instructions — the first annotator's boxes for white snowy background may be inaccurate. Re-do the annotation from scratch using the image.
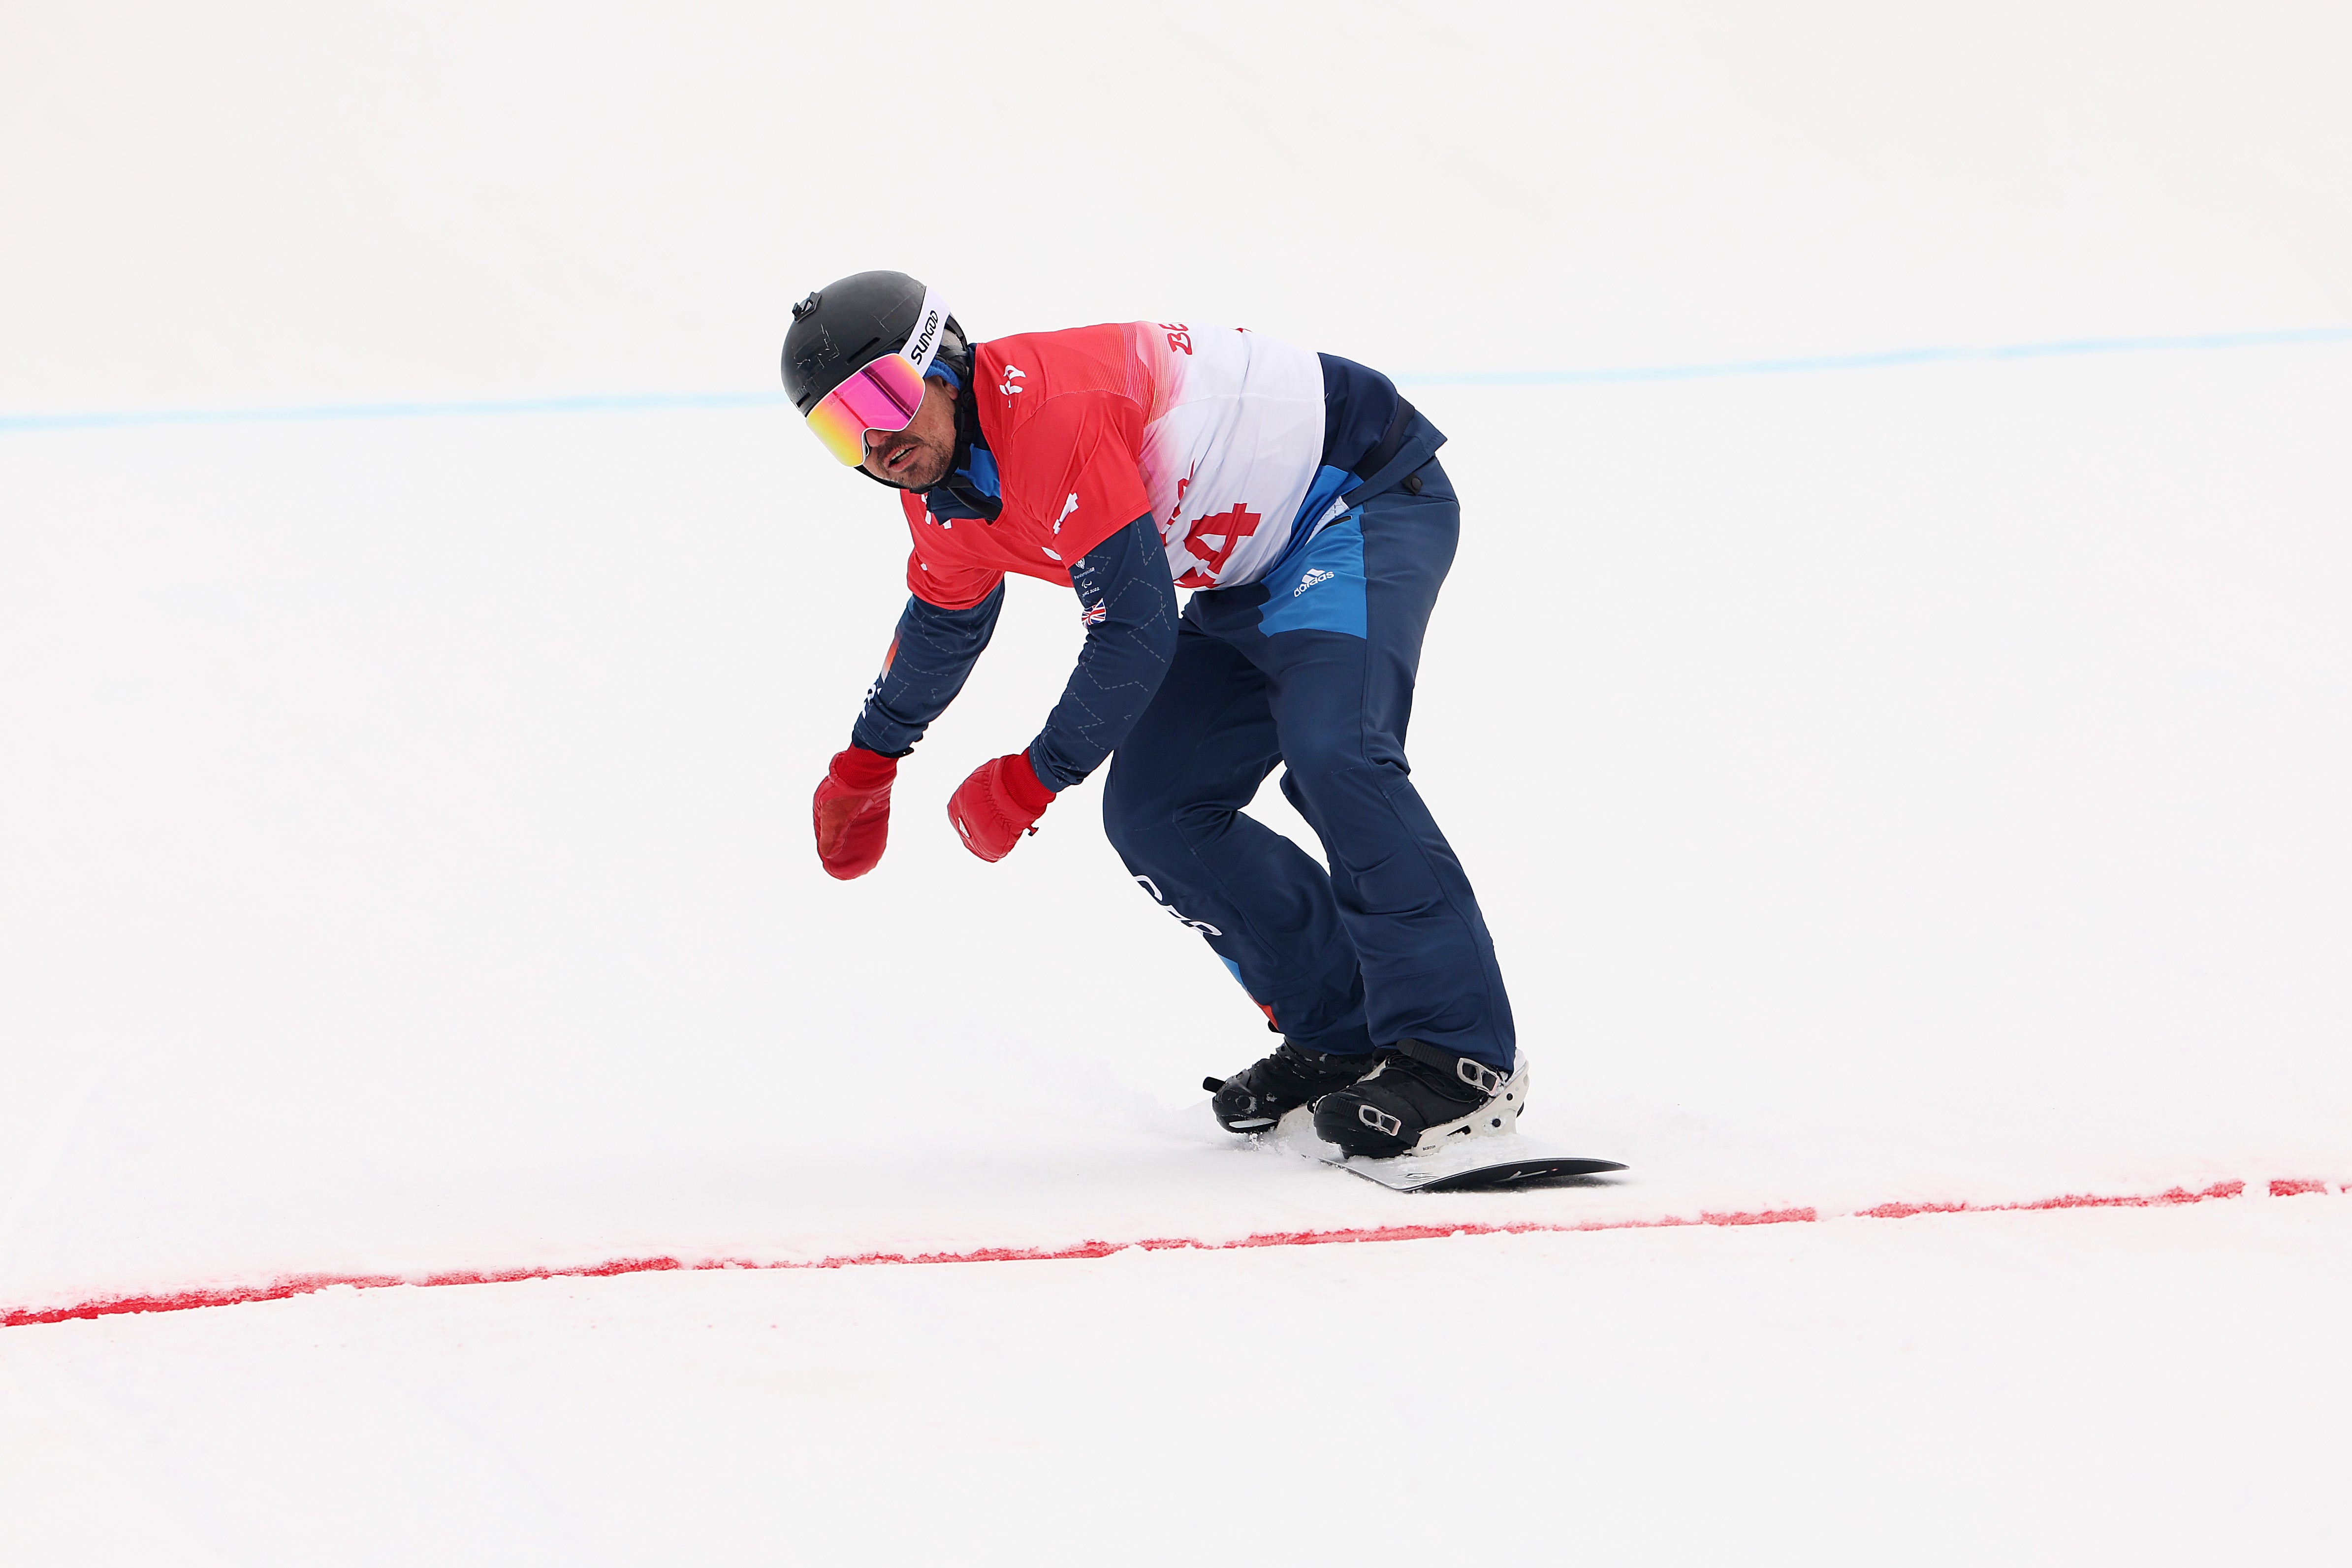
[4,2,2349,1562]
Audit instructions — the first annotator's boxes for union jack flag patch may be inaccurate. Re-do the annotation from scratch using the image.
[1081,599,1108,626]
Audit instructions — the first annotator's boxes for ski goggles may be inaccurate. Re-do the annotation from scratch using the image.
[803,288,951,466]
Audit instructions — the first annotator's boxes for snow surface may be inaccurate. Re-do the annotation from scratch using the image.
[7,1198,2349,1565]
[4,2,2351,1561]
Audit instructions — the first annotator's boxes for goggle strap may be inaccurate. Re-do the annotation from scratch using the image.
[900,287,951,380]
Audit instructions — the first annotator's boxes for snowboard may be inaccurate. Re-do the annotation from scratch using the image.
[1260,1104,1625,1193]
[1327,1140,1627,1192]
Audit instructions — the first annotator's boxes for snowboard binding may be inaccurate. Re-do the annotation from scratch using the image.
[1202,1040,1380,1134]
[1311,1038,1526,1159]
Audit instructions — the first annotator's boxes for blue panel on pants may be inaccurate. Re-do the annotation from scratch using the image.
[1255,512,1367,639]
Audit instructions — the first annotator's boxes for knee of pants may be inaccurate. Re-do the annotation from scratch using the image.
[1101,764,1181,866]
[1280,732,1405,798]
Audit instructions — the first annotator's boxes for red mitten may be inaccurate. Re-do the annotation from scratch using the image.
[948,752,1057,863]
[812,747,898,880]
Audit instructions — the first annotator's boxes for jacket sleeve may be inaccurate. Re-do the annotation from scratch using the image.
[1025,514,1180,791]
[849,583,1007,757]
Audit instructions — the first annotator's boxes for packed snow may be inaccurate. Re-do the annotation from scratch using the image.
[4,3,2349,1562]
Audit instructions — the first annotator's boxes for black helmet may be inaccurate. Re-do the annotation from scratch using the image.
[782,270,971,415]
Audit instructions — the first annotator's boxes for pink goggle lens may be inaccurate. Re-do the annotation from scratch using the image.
[805,353,928,466]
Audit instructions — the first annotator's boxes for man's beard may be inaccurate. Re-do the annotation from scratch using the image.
[871,441,947,491]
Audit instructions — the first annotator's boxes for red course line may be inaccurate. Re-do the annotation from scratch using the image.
[2269,1177,2332,1198]
[0,1179,2324,1330]
[1855,1179,2252,1219]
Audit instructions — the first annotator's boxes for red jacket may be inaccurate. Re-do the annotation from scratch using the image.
[899,321,1332,609]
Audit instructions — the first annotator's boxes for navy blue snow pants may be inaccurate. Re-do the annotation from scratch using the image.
[1101,458,1517,1070]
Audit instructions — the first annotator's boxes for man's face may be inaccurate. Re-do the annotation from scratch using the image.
[859,375,958,490]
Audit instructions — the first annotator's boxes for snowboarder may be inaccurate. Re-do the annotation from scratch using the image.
[785,272,1520,1160]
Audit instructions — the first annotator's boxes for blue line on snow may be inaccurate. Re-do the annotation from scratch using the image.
[1396,326,2352,387]
[0,390,786,434]
[4,327,2347,434]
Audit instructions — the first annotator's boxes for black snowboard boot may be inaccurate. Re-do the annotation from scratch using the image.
[1204,1041,1380,1134]
[1311,1038,1525,1158]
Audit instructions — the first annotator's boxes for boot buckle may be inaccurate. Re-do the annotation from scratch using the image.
[1456,1057,1506,1097]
